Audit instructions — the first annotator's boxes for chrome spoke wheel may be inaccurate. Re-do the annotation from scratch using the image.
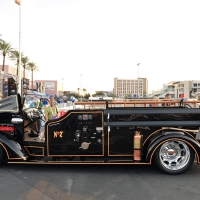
[159,141,190,170]
[155,139,194,174]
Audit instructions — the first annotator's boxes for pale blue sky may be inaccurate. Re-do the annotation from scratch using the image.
[1,0,200,93]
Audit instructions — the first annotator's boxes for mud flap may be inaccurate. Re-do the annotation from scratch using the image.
[0,134,26,160]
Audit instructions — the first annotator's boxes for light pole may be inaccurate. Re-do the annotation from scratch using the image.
[80,74,82,101]
[137,63,140,97]
[62,78,64,94]
[15,0,22,95]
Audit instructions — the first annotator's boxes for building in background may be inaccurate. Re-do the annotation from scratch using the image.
[114,77,148,97]
[32,80,63,96]
[149,80,200,99]
[0,65,30,79]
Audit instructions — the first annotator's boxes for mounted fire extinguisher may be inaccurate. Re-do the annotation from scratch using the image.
[133,131,143,161]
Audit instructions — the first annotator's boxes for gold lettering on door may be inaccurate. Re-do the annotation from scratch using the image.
[53,131,63,138]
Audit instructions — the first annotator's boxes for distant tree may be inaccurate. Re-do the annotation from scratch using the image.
[95,91,104,95]
[27,62,39,91]
[77,88,80,95]
[69,92,80,99]
[108,93,117,98]
[9,50,24,75]
[63,91,70,95]
[21,56,29,78]
[125,94,131,99]
[84,93,91,99]
[0,40,13,71]
[83,88,87,96]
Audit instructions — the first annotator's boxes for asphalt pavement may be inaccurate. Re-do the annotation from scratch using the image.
[1,163,200,200]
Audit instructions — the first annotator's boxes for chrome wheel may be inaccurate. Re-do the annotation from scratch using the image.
[155,140,194,174]
[159,141,190,170]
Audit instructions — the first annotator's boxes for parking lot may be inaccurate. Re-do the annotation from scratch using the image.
[1,163,200,200]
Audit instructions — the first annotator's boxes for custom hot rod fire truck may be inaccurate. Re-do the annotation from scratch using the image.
[1,94,200,174]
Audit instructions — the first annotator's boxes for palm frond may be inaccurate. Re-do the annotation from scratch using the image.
[22,56,29,78]
[27,62,39,71]
[0,40,13,55]
[0,38,4,43]
[21,56,29,65]
[9,50,24,60]
[27,62,39,91]
[0,40,13,71]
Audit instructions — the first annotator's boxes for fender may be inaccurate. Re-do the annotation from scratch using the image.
[145,133,200,164]
[0,134,26,160]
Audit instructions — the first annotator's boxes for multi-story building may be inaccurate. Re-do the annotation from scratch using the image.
[149,80,200,99]
[114,77,148,97]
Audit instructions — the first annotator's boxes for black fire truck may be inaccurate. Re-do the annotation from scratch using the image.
[1,93,200,174]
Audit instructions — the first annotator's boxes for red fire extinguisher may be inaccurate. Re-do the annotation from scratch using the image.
[133,131,143,161]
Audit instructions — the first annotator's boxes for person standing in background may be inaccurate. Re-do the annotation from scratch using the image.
[44,96,59,121]
[38,98,45,134]
[43,98,48,107]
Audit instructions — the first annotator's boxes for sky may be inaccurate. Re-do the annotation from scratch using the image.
[1,0,200,93]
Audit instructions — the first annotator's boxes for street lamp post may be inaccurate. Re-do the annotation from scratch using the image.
[137,63,140,97]
[18,1,22,95]
[62,78,64,94]
[80,74,82,101]
[15,0,22,95]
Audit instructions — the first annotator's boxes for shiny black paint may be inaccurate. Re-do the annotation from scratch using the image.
[0,134,26,159]
[45,111,104,156]
[0,94,200,168]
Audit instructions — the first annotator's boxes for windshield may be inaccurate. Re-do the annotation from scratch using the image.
[23,92,48,109]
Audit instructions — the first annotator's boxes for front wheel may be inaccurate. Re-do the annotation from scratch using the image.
[0,145,7,165]
[154,140,195,175]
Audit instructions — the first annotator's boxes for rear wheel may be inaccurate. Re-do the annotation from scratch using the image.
[155,140,194,174]
[0,145,7,165]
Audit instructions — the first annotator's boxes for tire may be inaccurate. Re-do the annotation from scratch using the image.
[0,145,7,165]
[154,140,195,175]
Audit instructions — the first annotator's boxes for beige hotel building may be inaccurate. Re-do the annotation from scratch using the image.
[114,77,148,97]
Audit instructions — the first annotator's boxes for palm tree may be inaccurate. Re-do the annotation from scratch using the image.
[0,40,13,72]
[21,56,29,78]
[83,88,87,97]
[9,50,24,75]
[77,88,80,95]
[0,34,4,43]
[27,62,39,91]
